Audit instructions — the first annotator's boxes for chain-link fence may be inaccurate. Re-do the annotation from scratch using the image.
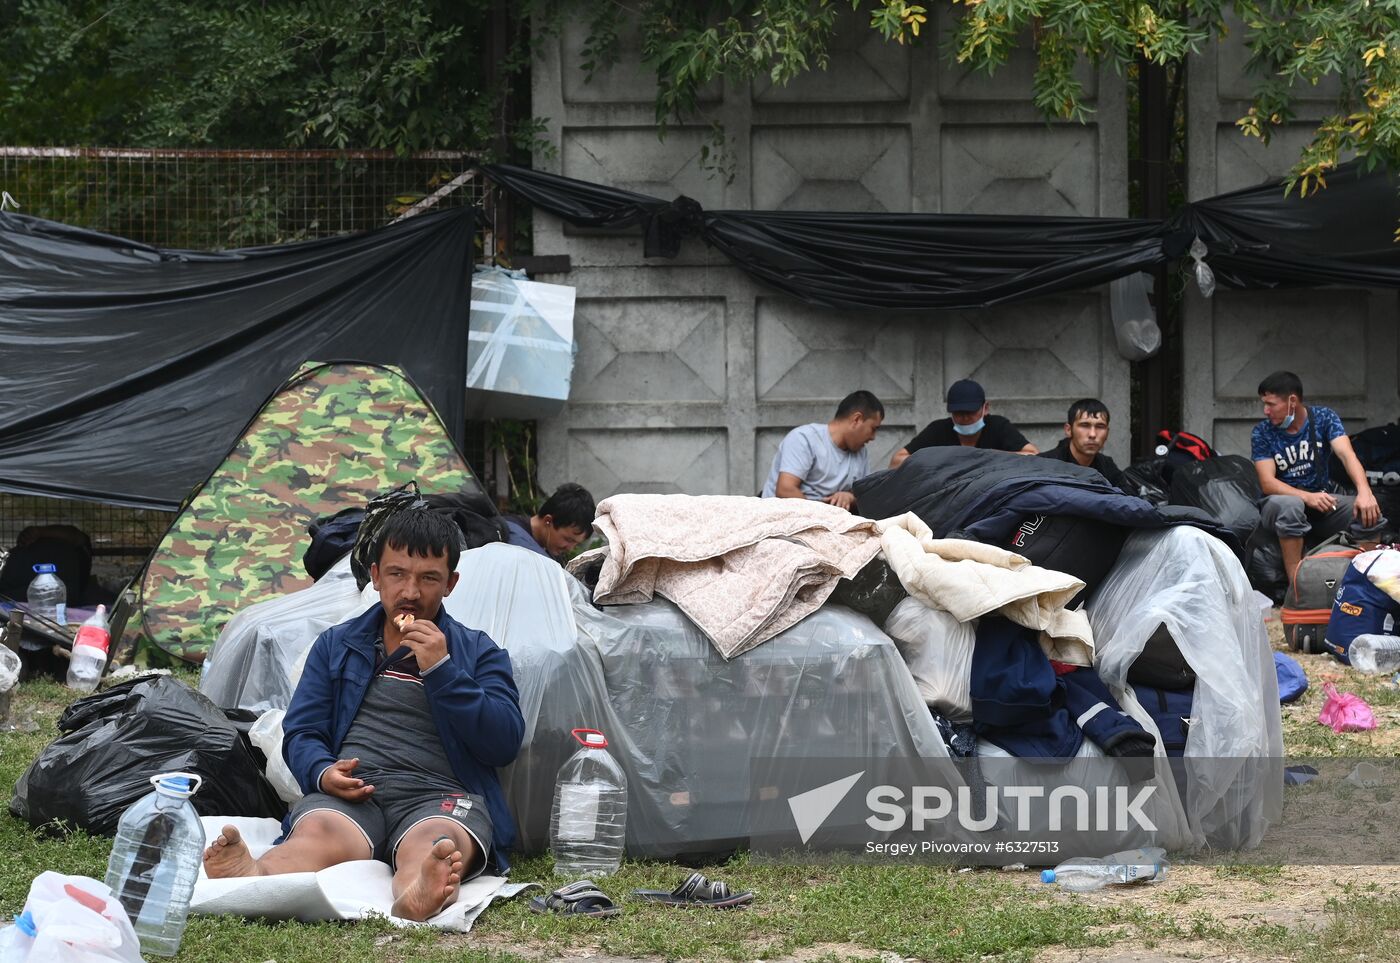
[0,147,494,591]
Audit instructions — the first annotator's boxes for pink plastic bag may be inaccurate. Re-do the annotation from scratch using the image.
[1318,682,1378,733]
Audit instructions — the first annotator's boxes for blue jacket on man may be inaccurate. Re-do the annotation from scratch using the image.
[282,605,525,871]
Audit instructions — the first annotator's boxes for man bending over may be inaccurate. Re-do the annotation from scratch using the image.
[204,510,525,921]
[1253,370,1382,579]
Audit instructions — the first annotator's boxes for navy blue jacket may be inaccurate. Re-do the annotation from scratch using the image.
[282,606,525,870]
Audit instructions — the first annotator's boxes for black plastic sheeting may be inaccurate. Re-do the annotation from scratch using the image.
[483,161,1400,310]
[0,208,473,509]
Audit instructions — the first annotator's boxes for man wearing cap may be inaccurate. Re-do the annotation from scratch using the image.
[889,379,1038,469]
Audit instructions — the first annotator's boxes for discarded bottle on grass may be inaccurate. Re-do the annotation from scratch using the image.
[66,604,110,693]
[1348,634,1400,675]
[26,564,66,627]
[1041,846,1167,892]
[105,773,205,957]
[550,727,627,878]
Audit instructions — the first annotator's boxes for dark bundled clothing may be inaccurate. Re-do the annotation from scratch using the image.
[970,617,1154,760]
[904,415,1030,455]
[853,446,1239,556]
[303,508,366,580]
[1040,438,1124,488]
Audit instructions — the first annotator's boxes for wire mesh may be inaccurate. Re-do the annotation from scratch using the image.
[0,147,493,588]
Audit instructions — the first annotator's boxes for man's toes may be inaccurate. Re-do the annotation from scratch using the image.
[429,837,456,860]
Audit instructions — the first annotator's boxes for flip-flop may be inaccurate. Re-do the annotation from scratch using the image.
[632,872,754,908]
[528,879,622,918]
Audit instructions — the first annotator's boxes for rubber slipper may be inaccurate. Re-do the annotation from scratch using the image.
[633,872,754,908]
[528,879,622,918]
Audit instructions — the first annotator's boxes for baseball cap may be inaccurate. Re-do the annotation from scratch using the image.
[945,379,986,413]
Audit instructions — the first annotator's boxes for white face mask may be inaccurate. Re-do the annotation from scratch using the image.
[953,417,985,436]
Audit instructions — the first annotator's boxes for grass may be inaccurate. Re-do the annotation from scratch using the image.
[3,617,1400,961]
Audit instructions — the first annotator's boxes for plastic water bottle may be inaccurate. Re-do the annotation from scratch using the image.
[1349,635,1400,675]
[26,564,66,627]
[549,727,628,877]
[67,604,110,693]
[1041,846,1168,892]
[0,910,36,958]
[105,773,206,957]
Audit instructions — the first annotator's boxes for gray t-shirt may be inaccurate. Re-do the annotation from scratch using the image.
[761,423,869,500]
[339,641,459,788]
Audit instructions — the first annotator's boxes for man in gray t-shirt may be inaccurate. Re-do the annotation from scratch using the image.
[761,390,884,511]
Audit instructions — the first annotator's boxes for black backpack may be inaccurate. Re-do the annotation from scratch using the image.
[1331,422,1400,521]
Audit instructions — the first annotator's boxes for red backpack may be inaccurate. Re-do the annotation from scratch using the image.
[1156,429,1215,463]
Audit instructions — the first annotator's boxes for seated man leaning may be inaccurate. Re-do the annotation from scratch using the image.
[503,482,595,562]
[889,379,1037,469]
[1039,398,1123,487]
[761,390,884,512]
[203,509,524,921]
[1253,370,1382,579]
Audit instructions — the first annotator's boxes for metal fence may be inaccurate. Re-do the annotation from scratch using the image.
[0,147,493,589]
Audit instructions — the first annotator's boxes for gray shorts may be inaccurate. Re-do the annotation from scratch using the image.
[289,779,492,875]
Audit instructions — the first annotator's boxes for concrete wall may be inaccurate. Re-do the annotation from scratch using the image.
[1185,24,1400,456]
[532,11,1131,498]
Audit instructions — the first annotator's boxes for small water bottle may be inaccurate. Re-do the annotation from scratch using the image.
[0,909,36,959]
[26,564,66,627]
[67,604,110,693]
[1041,846,1167,892]
[1349,635,1400,675]
[105,773,206,957]
[549,728,628,878]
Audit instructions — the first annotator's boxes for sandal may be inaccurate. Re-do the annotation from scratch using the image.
[528,879,622,918]
[632,872,754,908]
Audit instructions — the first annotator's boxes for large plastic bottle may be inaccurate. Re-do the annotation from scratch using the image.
[1041,846,1168,892]
[104,773,206,957]
[26,564,66,627]
[549,727,628,878]
[67,604,110,693]
[1349,635,1400,675]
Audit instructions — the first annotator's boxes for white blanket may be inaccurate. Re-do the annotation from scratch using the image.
[877,513,1094,665]
[574,494,883,659]
[190,817,534,931]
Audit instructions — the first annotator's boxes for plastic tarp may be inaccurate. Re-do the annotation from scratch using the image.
[483,160,1400,312]
[511,597,945,857]
[201,553,362,714]
[1086,526,1284,850]
[0,208,473,510]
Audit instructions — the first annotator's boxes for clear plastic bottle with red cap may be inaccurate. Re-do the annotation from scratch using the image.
[549,728,628,877]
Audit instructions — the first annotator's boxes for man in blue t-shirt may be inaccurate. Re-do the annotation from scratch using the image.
[761,390,884,511]
[1252,370,1382,579]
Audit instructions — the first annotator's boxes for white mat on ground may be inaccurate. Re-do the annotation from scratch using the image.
[190,817,534,931]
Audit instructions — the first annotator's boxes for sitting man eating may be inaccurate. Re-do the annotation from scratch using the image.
[203,510,524,921]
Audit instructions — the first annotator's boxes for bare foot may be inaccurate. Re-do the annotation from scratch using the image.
[391,837,463,921]
[203,824,264,878]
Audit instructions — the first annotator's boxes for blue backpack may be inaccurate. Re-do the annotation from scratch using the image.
[1130,683,1194,758]
[1324,552,1400,665]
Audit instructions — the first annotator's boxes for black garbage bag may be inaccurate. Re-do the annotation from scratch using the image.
[9,675,286,836]
[1119,458,1169,504]
[828,556,909,627]
[1168,454,1262,545]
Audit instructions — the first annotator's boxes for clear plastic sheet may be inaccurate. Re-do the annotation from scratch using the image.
[200,555,361,713]
[883,598,974,723]
[505,597,946,857]
[1086,526,1284,850]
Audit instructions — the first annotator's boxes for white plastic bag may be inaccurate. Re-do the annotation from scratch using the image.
[882,598,975,722]
[248,709,302,805]
[15,872,144,963]
[1109,273,1162,361]
[0,645,20,692]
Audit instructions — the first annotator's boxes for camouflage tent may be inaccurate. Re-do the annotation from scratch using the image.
[137,361,480,663]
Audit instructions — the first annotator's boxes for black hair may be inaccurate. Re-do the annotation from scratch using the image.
[1258,370,1304,400]
[1066,398,1110,425]
[538,482,595,532]
[834,390,885,421]
[377,509,461,572]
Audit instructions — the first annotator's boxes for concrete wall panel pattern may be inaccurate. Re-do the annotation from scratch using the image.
[1186,19,1400,457]
[534,18,1130,500]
